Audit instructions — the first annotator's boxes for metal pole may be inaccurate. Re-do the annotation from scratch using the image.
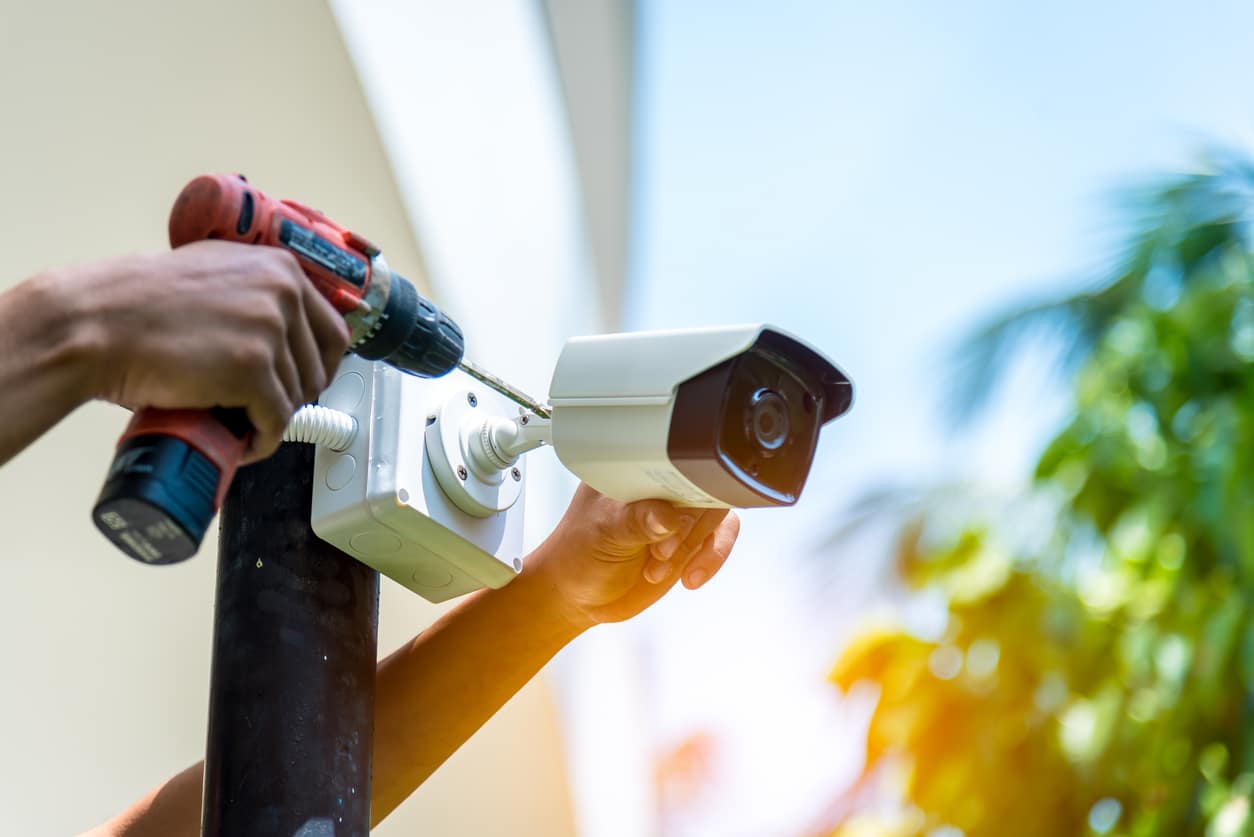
[201,442,379,837]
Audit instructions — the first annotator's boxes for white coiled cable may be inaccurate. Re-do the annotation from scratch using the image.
[282,405,357,451]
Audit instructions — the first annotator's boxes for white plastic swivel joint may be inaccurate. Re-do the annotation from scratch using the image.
[424,394,550,519]
[471,413,552,472]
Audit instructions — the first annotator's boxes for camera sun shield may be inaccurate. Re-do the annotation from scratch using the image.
[668,330,849,506]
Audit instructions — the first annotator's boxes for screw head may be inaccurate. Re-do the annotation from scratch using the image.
[467,392,478,407]
[519,415,529,425]
[456,465,468,481]
[511,467,522,482]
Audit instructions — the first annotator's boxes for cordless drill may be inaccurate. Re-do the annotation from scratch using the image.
[92,174,465,565]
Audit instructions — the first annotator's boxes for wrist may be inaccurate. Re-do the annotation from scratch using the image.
[41,252,162,404]
[12,267,105,407]
[512,549,597,637]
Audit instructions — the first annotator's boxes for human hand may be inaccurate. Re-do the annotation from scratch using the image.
[50,240,350,461]
[525,483,741,630]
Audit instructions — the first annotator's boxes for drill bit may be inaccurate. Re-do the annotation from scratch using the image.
[457,360,552,419]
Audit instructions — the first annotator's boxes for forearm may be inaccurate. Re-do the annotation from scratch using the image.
[370,562,584,823]
[0,270,100,465]
[80,763,203,837]
[87,559,583,834]
[89,486,713,834]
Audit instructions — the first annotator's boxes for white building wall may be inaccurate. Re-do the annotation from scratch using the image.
[0,1,585,835]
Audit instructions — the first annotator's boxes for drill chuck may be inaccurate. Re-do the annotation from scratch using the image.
[352,270,464,377]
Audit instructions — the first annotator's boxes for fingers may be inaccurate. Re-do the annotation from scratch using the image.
[275,257,336,406]
[643,508,729,584]
[101,244,351,461]
[265,252,349,409]
[681,509,729,554]
[628,500,692,545]
[300,279,352,389]
[288,292,328,405]
[680,511,740,589]
[274,340,304,415]
[648,507,721,562]
[641,511,739,589]
[241,370,292,464]
[239,253,349,462]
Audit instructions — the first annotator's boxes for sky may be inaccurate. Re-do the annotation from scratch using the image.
[626,2,1254,834]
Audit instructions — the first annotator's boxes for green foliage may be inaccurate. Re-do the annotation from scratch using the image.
[948,151,1254,424]
[830,157,1254,837]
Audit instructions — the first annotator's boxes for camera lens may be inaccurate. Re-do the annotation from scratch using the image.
[747,388,790,453]
[667,331,845,507]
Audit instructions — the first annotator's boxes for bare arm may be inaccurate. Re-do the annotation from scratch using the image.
[0,269,99,465]
[0,242,349,467]
[369,559,583,819]
[371,486,738,823]
[89,486,740,834]
[81,765,203,837]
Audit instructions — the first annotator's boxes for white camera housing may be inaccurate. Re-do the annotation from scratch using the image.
[548,324,853,508]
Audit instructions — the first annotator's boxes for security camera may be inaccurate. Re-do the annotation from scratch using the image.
[308,324,852,603]
[547,324,853,507]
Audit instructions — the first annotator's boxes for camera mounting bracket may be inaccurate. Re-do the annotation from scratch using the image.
[424,389,525,518]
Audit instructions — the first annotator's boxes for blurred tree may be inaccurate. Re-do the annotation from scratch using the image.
[827,154,1254,837]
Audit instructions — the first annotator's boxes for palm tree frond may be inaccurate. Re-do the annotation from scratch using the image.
[946,151,1254,427]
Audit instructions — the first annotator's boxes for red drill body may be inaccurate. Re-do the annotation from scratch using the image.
[170,174,378,316]
[93,174,464,565]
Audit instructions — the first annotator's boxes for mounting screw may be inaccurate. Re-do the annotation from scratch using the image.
[456,465,468,481]
[467,392,478,408]
[511,467,522,482]
[519,415,529,425]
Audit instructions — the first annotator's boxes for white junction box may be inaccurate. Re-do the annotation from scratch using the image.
[311,355,527,603]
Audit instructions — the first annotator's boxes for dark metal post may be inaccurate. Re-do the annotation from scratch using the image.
[202,442,379,837]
